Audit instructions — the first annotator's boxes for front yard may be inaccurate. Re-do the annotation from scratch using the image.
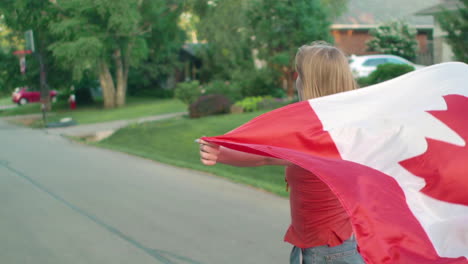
[1,97,186,127]
[96,110,288,197]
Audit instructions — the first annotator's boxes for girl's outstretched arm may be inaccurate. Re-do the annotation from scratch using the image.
[198,139,291,167]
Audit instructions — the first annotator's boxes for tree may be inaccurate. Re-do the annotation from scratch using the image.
[127,3,185,97]
[436,0,468,62]
[0,52,24,96]
[367,21,418,61]
[248,0,333,97]
[321,0,349,19]
[49,0,183,108]
[0,0,69,108]
[0,17,23,54]
[0,17,23,95]
[187,0,253,82]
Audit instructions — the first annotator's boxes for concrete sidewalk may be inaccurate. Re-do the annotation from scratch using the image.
[0,104,16,110]
[44,112,187,139]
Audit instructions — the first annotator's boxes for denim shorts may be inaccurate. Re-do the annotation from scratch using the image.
[290,235,365,264]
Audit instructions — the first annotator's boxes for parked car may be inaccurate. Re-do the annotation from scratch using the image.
[12,87,57,105]
[349,54,425,78]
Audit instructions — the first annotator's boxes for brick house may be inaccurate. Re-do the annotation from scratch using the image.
[415,0,461,63]
[331,0,440,64]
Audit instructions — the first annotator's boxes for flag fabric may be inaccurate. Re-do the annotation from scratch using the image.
[203,62,468,264]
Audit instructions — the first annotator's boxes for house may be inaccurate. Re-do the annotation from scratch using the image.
[178,43,202,82]
[332,0,440,64]
[415,0,461,63]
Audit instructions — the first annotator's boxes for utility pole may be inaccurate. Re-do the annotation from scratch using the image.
[26,29,49,127]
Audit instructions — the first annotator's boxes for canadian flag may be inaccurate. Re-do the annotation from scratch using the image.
[203,62,468,264]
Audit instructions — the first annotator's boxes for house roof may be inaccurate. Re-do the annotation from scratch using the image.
[333,0,440,29]
[415,0,461,15]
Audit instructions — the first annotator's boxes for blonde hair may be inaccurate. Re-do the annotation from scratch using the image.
[295,41,357,100]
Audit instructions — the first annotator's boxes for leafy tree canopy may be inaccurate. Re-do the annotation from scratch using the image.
[248,0,333,96]
[367,21,418,61]
[436,0,468,62]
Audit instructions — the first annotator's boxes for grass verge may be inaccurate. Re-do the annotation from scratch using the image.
[44,98,186,125]
[96,111,288,197]
[0,97,12,106]
[1,97,186,127]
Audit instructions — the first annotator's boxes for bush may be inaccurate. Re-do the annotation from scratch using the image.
[57,87,94,106]
[234,96,264,112]
[234,96,294,113]
[269,87,287,98]
[131,88,174,98]
[366,21,418,61]
[356,77,372,87]
[57,76,97,106]
[189,94,231,118]
[232,68,283,98]
[75,87,94,105]
[174,81,202,105]
[359,63,415,87]
[257,97,293,110]
[203,80,243,102]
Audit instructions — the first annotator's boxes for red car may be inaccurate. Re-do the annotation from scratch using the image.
[12,87,57,105]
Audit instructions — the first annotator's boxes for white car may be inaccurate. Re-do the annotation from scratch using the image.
[349,54,425,78]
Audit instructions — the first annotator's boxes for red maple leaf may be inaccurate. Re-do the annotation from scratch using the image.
[400,95,468,206]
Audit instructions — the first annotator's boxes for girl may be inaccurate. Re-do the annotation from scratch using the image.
[198,41,365,264]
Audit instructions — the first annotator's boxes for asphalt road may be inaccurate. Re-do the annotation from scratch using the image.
[0,119,291,264]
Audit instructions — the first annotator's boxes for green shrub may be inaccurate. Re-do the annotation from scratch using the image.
[257,97,294,110]
[56,75,99,106]
[234,96,295,112]
[57,87,94,106]
[75,87,94,105]
[356,76,372,88]
[132,88,174,98]
[269,87,287,98]
[359,63,415,87]
[203,80,243,102]
[234,96,265,112]
[189,94,231,118]
[232,68,282,98]
[57,90,70,103]
[174,81,202,105]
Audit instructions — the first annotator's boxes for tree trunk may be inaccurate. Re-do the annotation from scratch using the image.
[99,60,116,109]
[115,48,127,107]
[284,66,295,98]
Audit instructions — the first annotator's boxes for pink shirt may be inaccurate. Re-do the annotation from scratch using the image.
[284,165,353,248]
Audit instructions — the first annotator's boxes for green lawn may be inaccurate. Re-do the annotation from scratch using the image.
[0,102,43,116]
[0,97,12,106]
[96,111,288,197]
[46,98,185,125]
[0,97,186,126]
[0,98,71,117]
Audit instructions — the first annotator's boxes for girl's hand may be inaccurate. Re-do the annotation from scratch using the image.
[198,139,220,166]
